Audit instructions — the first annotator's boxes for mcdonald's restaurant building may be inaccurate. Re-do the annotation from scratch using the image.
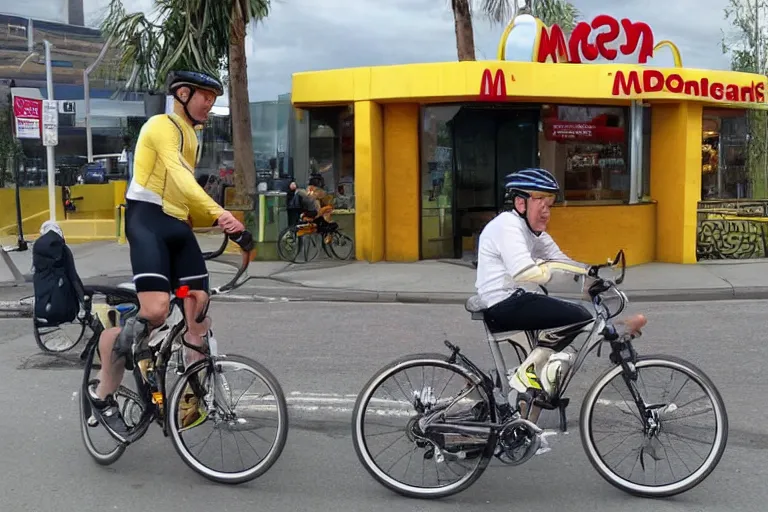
[290,13,768,265]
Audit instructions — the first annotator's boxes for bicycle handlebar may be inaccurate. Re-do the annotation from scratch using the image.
[209,230,254,296]
[586,249,628,320]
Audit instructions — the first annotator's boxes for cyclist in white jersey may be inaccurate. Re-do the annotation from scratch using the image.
[475,168,645,441]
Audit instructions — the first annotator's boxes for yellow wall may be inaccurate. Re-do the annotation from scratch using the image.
[354,101,385,261]
[0,183,126,243]
[548,204,657,266]
[0,187,64,234]
[66,183,123,220]
[650,103,703,263]
[383,104,420,261]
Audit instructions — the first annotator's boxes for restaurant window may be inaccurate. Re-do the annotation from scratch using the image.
[539,105,630,204]
[306,105,356,241]
[701,109,750,200]
[420,105,458,259]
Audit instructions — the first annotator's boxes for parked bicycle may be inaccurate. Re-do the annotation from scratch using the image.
[79,234,289,484]
[352,250,728,499]
[277,216,354,263]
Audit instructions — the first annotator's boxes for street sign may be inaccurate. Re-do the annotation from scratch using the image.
[59,100,75,114]
[42,100,58,147]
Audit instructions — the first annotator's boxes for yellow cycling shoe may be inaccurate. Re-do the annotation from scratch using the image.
[179,392,207,430]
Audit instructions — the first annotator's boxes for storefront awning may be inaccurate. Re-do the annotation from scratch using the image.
[292,61,768,110]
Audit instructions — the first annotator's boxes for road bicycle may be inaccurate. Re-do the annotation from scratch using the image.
[277,214,354,263]
[352,250,728,499]
[79,233,289,484]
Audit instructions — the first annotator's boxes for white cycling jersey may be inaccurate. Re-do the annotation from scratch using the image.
[474,211,587,307]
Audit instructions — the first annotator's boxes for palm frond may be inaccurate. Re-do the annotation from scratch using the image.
[532,0,580,32]
[100,0,271,92]
[478,0,579,31]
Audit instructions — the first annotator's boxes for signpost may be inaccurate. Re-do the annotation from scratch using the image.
[43,40,57,222]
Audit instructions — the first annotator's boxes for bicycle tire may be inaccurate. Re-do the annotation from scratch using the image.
[322,231,354,260]
[580,355,728,498]
[79,342,126,465]
[352,352,494,499]
[277,227,299,262]
[33,317,87,353]
[167,354,289,484]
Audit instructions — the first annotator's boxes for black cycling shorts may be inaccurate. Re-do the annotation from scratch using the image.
[125,199,209,294]
[483,290,593,351]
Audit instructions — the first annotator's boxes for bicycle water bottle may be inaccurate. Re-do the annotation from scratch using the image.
[542,348,575,396]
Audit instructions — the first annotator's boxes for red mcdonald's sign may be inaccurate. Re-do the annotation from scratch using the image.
[537,15,655,64]
[479,68,507,101]
[612,69,766,103]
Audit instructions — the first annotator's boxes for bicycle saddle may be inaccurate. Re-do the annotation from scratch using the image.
[465,295,488,320]
[117,282,136,292]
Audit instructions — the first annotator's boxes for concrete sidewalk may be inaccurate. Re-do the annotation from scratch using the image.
[4,241,768,309]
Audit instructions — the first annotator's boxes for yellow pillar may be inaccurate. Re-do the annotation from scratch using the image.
[650,102,702,263]
[354,100,385,262]
[383,104,420,261]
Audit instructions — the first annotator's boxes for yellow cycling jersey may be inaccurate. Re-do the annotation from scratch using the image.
[126,113,224,226]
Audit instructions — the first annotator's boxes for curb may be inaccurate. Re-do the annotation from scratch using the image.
[5,286,768,311]
[0,300,32,317]
[209,287,768,304]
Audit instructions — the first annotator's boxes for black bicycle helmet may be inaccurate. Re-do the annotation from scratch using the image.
[166,70,224,126]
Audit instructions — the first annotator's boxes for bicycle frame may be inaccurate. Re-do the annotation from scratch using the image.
[82,243,253,445]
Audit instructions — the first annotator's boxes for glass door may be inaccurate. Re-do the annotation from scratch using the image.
[452,108,497,259]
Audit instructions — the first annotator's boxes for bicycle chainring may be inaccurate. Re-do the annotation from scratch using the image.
[495,418,542,466]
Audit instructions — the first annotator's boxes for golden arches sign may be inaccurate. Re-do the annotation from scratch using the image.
[497,14,683,68]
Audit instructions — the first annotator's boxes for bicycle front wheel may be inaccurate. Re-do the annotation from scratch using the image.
[168,354,289,484]
[580,355,728,498]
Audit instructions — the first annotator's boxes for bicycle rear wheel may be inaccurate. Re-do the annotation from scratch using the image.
[34,317,87,353]
[352,353,494,499]
[168,354,289,484]
[322,231,354,260]
[580,355,728,497]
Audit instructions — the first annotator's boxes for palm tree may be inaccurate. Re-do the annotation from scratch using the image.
[482,0,581,32]
[452,0,477,61]
[100,0,270,207]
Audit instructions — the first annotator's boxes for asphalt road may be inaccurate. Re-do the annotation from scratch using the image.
[1,299,766,512]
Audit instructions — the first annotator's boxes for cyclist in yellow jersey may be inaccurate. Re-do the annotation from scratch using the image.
[87,70,252,440]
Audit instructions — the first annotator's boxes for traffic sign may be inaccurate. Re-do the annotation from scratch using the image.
[42,100,58,146]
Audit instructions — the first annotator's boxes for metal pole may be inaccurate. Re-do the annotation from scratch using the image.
[85,35,113,163]
[44,40,56,222]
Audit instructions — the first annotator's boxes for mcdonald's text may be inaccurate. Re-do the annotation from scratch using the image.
[538,15,655,64]
[612,70,766,103]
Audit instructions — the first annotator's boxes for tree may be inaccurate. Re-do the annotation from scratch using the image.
[450,0,580,62]
[482,0,580,32]
[721,0,768,199]
[0,103,23,188]
[452,0,476,61]
[100,0,270,207]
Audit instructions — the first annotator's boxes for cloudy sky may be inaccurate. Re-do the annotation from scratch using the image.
[21,0,750,101]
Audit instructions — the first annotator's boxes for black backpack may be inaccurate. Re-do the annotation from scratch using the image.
[32,230,84,327]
